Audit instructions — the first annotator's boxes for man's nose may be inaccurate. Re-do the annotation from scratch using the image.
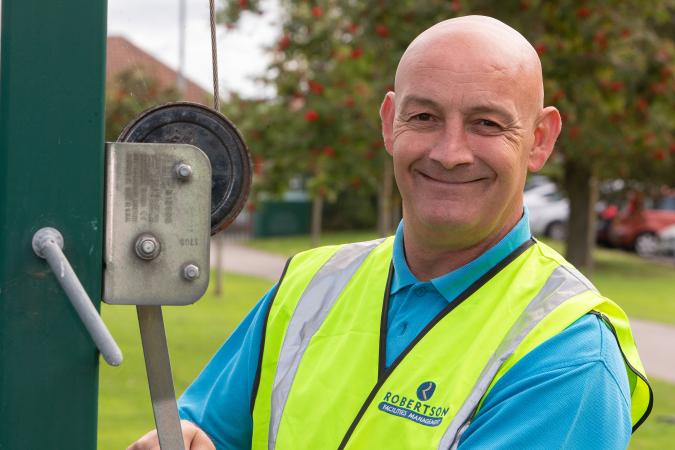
[428,120,474,169]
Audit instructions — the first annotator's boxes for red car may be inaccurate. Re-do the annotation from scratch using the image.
[609,191,675,256]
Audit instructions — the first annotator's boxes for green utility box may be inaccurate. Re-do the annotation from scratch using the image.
[253,199,311,237]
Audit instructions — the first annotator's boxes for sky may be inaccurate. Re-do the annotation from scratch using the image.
[107,0,279,98]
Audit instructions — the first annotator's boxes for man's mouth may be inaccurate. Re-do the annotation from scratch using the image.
[416,170,488,185]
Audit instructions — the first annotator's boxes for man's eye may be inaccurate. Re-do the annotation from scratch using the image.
[477,119,500,128]
[413,113,433,121]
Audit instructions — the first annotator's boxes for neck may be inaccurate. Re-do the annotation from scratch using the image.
[403,211,522,281]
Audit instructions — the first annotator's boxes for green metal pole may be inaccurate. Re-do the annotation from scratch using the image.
[0,0,107,448]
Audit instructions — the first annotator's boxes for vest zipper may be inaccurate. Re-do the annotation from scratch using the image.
[337,238,536,449]
[588,310,654,432]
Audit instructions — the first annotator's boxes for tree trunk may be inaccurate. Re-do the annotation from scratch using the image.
[213,233,223,297]
[563,159,598,276]
[378,158,394,237]
[310,195,323,248]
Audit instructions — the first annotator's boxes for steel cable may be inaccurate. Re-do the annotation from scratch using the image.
[209,0,220,110]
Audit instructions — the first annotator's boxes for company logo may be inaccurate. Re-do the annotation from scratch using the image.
[416,381,436,401]
[377,381,449,427]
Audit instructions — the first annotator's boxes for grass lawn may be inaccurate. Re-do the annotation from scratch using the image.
[98,270,675,449]
[246,231,675,326]
[98,272,275,449]
[244,230,379,256]
[631,378,675,449]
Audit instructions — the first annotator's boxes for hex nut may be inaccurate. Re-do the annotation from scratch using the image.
[134,234,161,260]
[183,264,200,281]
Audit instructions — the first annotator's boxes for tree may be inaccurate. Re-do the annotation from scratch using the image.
[105,68,179,141]
[500,1,675,271]
[222,0,673,267]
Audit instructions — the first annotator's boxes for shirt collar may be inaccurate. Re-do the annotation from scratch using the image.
[390,208,532,301]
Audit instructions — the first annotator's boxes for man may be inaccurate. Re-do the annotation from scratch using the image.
[130,15,651,450]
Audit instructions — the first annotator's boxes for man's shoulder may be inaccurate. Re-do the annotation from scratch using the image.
[490,312,632,410]
[290,236,393,265]
[464,312,633,448]
[531,238,575,267]
[530,239,598,291]
[522,313,627,376]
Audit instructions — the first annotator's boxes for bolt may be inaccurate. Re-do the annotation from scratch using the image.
[183,264,200,281]
[135,234,161,260]
[141,240,156,254]
[175,163,193,180]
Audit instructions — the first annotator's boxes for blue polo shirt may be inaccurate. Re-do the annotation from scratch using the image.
[179,213,632,449]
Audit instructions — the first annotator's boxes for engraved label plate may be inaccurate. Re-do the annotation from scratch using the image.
[104,142,211,305]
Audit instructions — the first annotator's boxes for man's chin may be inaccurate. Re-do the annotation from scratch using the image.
[415,213,485,238]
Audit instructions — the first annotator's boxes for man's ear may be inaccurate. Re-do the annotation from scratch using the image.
[380,91,396,156]
[528,106,562,172]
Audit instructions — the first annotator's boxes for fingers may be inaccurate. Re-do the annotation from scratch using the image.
[190,427,217,450]
[127,421,215,450]
[126,428,160,450]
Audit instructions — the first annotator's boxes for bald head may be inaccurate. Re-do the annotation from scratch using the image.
[379,16,562,264]
[395,16,544,117]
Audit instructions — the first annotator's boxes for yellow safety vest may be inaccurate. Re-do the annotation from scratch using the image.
[251,238,652,449]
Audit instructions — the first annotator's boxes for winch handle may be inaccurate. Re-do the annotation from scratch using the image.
[32,227,123,366]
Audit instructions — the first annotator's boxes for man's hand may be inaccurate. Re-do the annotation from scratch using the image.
[127,420,216,450]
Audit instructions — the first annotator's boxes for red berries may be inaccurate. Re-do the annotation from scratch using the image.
[636,97,648,113]
[594,31,607,50]
[551,90,565,103]
[351,47,364,59]
[305,110,320,122]
[345,23,359,34]
[609,81,624,92]
[308,80,324,95]
[576,7,592,18]
[375,24,389,38]
[311,6,323,18]
[278,34,291,50]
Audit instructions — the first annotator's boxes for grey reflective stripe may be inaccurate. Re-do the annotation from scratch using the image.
[269,238,386,449]
[440,265,595,449]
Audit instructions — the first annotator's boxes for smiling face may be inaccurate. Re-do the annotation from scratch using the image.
[381,17,561,252]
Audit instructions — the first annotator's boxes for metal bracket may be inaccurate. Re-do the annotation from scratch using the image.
[103,142,211,306]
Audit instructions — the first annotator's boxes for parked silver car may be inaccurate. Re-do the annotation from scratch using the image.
[524,179,569,240]
[658,224,675,256]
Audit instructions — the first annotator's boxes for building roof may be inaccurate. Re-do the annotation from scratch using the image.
[106,36,210,104]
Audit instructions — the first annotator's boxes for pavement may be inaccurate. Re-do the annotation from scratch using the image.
[211,236,287,281]
[630,320,675,382]
[211,238,675,383]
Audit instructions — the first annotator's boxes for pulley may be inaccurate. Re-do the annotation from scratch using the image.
[119,102,252,235]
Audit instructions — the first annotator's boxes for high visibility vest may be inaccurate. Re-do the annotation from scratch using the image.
[251,238,652,449]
